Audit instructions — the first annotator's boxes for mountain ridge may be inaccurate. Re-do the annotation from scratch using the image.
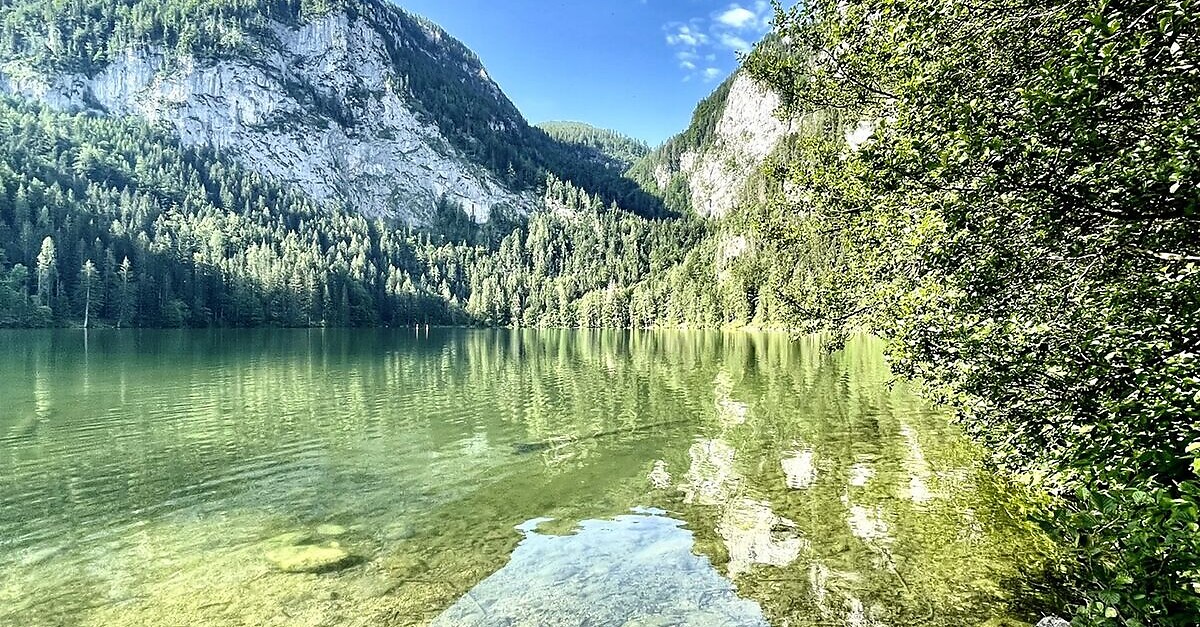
[0,0,800,332]
[535,121,651,172]
[0,0,667,221]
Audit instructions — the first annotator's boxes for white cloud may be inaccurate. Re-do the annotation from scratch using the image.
[666,23,708,48]
[663,1,781,81]
[717,2,773,31]
[717,32,752,52]
[717,7,757,29]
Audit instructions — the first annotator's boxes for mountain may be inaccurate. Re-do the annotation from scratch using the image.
[0,92,707,329]
[627,72,791,218]
[0,0,664,222]
[536,122,651,171]
[0,0,790,331]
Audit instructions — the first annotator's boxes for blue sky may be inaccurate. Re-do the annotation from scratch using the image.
[393,1,778,145]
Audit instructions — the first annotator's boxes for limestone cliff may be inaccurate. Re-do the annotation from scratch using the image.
[629,72,791,219]
[0,3,532,223]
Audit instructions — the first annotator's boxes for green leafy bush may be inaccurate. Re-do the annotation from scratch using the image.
[745,0,1200,622]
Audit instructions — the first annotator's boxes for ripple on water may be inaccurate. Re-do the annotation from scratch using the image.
[0,330,1051,627]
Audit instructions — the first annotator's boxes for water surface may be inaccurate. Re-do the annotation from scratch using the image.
[0,329,1046,626]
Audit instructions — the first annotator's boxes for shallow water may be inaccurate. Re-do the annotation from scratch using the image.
[0,329,1047,626]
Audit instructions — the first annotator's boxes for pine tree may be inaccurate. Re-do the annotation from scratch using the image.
[80,259,96,328]
[35,236,57,308]
[117,257,134,328]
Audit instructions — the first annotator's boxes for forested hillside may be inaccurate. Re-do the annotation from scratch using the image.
[0,96,460,328]
[536,122,651,171]
[0,0,791,332]
[0,96,774,329]
[741,0,1200,624]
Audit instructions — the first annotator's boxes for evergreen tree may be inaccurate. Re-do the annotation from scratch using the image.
[79,259,96,328]
[35,236,56,307]
[116,257,134,328]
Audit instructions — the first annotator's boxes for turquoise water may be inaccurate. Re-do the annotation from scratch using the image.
[0,329,1046,626]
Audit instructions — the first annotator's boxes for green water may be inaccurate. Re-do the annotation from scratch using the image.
[0,329,1047,627]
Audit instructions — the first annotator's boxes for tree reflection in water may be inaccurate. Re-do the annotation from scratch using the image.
[0,330,1051,627]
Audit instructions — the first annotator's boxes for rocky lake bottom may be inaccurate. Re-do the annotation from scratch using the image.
[0,329,1051,627]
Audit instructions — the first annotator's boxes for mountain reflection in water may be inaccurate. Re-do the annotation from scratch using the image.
[0,329,1050,626]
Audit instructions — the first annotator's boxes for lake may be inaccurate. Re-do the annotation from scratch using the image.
[0,329,1046,626]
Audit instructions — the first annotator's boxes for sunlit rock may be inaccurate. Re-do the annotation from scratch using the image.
[718,234,749,265]
[0,12,531,223]
[672,74,790,218]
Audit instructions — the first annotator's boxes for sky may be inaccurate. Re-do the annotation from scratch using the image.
[393,1,779,145]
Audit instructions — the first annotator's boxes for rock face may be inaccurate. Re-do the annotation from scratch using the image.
[645,73,790,219]
[680,74,790,218]
[0,9,531,223]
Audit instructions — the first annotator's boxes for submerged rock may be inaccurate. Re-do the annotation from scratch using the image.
[385,522,417,540]
[266,531,317,547]
[512,441,551,455]
[980,619,1033,627]
[390,554,430,578]
[315,523,348,537]
[621,616,682,627]
[533,518,582,537]
[265,544,354,573]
